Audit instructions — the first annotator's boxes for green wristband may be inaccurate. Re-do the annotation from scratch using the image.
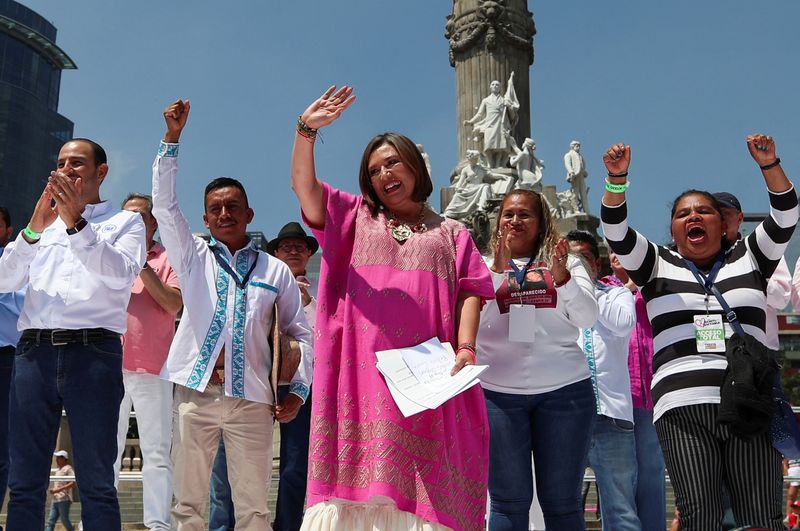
[22,225,41,240]
[605,179,630,194]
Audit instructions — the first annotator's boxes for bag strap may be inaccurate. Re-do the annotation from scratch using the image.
[684,254,747,338]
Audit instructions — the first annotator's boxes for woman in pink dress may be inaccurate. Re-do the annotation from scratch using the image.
[291,86,495,531]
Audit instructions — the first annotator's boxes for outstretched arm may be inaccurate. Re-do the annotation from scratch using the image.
[291,85,355,228]
[152,100,198,278]
[746,134,791,193]
[743,135,798,278]
[601,143,631,208]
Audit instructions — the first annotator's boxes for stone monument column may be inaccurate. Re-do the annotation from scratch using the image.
[446,0,536,162]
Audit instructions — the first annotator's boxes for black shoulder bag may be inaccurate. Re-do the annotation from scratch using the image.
[685,256,778,439]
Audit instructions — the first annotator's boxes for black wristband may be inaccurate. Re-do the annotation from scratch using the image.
[759,158,781,171]
[65,217,87,235]
[607,171,629,178]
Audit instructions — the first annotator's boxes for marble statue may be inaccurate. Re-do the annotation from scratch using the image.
[556,188,580,218]
[510,137,544,191]
[444,150,505,220]
[464,72,520,169]
[564,140,589,214]
[416,143,433,178]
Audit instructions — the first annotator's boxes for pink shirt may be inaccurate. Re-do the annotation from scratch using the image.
[122,242,180,374]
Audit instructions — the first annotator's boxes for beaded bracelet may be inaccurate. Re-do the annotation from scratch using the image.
[605,179,630,194]
[759,158,781,171]
[296,117,318,144]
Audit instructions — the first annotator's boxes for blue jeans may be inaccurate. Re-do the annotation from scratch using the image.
[485,379,596,531]
[209,436,235,531]
[6,339,123,530]
[45,500,74,531]
[587,415,642,531]
[632,408,666,531]
[0,346,14,511]
[274,385,311,531]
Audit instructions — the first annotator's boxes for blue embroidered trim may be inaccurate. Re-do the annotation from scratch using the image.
[158,141,179,158]
[230,250,249,398]
[250,281,278,293]
[187,263,229,389]
[581,328,602,414]
[289,382,310,402]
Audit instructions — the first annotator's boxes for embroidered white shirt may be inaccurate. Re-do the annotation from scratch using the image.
[0,201,146,333]
[581,285,637,423]
[153,143,313,405]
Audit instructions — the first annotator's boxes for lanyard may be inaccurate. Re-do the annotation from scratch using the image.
[685,254,725,296]
[210,245,258,290]
[508,256,537,286]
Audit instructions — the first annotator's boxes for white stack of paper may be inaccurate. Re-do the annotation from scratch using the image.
[375,337,488,417]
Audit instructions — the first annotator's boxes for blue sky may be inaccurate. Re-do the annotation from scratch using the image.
[22,1,800,249]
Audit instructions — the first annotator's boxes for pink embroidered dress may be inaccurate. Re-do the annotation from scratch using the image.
[303,183,495,531]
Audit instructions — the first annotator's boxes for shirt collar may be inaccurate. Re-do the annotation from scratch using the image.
[147,241,165,258]
[209,236,257,258]
[82,200,112,219]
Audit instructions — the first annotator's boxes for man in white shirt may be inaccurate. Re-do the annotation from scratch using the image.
[153,100,313,530]
[209,222,318,531]
[567,230,641,531]
[0,138,146,530]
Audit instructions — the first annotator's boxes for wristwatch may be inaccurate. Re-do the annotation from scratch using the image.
[66,217,88,235]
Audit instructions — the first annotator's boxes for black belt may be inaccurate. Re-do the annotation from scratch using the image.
[21,328,121,346]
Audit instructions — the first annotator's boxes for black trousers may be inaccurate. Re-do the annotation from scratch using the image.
[655,402,783,531]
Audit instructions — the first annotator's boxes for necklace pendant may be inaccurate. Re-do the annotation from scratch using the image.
[390,223,414,242]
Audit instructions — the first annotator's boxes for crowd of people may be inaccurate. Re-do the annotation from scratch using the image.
[0,86,798,531]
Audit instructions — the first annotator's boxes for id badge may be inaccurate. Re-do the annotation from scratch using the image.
[509,304,536,343]
[693,314,726,353]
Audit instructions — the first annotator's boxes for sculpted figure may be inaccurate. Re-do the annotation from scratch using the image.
[510,138,544,192]
[557,188,580,218]
[416,144,433,180]
[464,73,520,168]
[564,140,589,214]
[444,150,501,220]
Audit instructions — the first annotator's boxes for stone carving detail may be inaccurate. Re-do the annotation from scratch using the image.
[509,138,544,192]
[445,0,536,66]
[444,150,510,221]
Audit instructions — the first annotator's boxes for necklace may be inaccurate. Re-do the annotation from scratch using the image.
[386,204,428,242]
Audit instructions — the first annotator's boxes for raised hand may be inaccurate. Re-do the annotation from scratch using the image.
[48,171,84,228]
[300,86,355,130]
[492,223,513,273]
[550,238,571,285]
[746,134,777,167]
[602,143,631,177]
[164,99,191,143]
[26,185,58,235]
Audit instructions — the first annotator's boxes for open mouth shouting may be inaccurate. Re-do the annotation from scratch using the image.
[686,224,707,245]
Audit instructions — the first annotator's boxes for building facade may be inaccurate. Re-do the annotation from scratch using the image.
[0,0,75,231]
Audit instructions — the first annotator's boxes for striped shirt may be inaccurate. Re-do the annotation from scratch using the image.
[601,188,798,421]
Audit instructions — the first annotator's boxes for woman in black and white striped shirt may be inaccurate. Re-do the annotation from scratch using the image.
[600,135,798,531]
